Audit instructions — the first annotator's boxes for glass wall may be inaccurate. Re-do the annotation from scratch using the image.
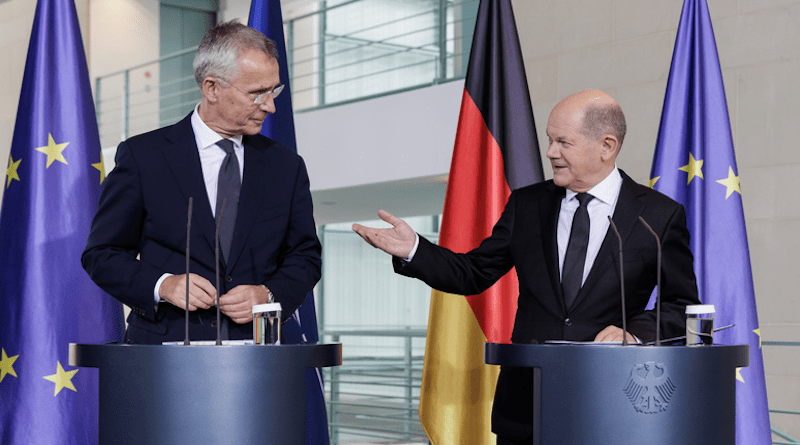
[319,215,439,444]
[94,0,476,147]
[285,0,477,109]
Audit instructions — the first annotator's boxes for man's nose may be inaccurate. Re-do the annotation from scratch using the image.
[260,95,276,114]
[546,142,558,158]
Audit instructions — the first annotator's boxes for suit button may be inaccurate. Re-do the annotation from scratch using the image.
[226,275,233,283]
[564,318,572,326]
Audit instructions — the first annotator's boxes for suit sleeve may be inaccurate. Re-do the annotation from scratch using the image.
[262,157,321,318]
[626,203,700,342]
[82,141,164,321]
[393,192,517,296]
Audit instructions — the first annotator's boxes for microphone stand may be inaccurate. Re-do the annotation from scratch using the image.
[215,198,227,346]
[638,216,662,346]
[607,216,628,346]
[184,197,193,345]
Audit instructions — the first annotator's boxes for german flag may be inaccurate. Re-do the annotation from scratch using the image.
[419,0,544,443]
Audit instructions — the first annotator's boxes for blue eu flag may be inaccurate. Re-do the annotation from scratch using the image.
[248,1,330,444]
[649,0,771,443]
[0,0,124,443]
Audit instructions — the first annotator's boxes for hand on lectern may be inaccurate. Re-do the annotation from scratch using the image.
[352,210,416,259]
[594,325,637,343]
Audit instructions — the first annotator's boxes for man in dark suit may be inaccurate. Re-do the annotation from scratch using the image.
[352,89,700,444]
[82,21,321,344]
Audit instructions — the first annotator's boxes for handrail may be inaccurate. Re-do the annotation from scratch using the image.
[763,341,800,347]
[770,410,800,444]
[762,341,799,444]
[98,46,198,79]
[323,328,426,445]
[94,0,478,148]
[320,329,426,337]
[285,0,362,22]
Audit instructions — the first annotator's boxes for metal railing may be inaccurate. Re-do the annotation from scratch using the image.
[772,410,800,445]
[93,0,478,149]
[286,0,477,111]
[321,329,427,445]
[766,341,800,444]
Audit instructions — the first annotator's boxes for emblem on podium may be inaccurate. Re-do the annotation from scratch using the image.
[623,361,675,414]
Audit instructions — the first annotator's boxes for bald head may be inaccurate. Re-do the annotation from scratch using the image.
[556,89,627,149]
[545,90,626,192]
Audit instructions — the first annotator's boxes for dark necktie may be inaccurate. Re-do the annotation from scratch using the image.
[562,192,593,309]
[215,139,240,262]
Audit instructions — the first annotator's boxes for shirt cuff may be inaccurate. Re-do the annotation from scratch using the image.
[154,273,172,303]
[404,233,420,262]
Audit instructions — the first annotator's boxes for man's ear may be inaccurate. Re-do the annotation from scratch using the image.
[600,134,620,162]
[201,77,221,103]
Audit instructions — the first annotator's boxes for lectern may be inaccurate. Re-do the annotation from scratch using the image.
[70,343,342,444]
[485,343,749,445]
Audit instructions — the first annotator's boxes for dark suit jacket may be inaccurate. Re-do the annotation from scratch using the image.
[82,113,321,344]
[395,170,699,440]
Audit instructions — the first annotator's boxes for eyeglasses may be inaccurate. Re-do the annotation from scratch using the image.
[217,78,284,104]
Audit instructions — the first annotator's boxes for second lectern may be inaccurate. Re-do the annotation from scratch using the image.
[485,343,749,445]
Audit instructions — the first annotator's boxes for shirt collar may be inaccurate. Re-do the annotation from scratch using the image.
[191,103,244,150]
[565,166,622,206]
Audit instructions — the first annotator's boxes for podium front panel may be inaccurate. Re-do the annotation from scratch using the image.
[485,344,748,445]
[70,343,341,445]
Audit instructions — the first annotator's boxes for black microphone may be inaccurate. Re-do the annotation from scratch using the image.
[215,198,227,346]
[184,197,193,346]
[607,216,628,346]
[638,216,662,346]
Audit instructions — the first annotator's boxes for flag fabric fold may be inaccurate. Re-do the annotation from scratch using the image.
[247,2,329,444]
[0,0,125,443]
[420,1,543,443]
[649,1,771,443]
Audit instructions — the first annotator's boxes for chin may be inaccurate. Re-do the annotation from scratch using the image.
[243,123,264,136]
[552,174,570,188]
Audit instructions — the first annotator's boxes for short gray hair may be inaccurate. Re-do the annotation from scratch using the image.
[580,103,627,148]
[193,20,279,86]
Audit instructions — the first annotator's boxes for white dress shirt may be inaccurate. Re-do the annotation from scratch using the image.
[557,167,623,285]
[153,105,246,302]
[190,104,245,215]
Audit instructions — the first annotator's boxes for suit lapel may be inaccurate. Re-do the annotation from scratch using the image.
[162,114,218,254]
[541,182,567,314]
[571,171,645,310]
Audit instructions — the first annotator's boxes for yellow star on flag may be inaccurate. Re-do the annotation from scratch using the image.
[678,153,704,185]
[6,155,21,188]
[43,361,79,396]
[0,348,19,382]
[736,367,745,383]
[92,153,106,184]
[716,166,741,199]
[648,176,660,188]
[35,133,69,168]
[753,328,762,349]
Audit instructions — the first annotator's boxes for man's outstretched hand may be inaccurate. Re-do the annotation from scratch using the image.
[352,210,416,259]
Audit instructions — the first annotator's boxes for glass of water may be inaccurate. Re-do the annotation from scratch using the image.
[685,304,714,346]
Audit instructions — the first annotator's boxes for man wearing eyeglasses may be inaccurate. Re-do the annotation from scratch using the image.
[82,21,321,345]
